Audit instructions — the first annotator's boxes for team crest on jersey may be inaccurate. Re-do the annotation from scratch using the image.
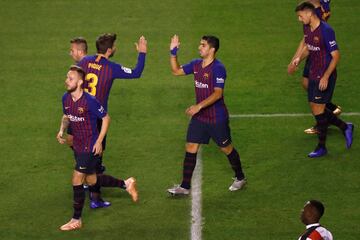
[313,36,319,43]
[78,107,84,114]
[203,73,209,79]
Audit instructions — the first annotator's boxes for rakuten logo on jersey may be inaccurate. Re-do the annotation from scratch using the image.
[68,114,85,122]
[307,44,320,51]
[195,80,208,89]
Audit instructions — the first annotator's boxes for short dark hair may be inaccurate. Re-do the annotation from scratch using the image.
[295,1,316,13]
[309,200,325,219]
[202,35,220,53]
[96,33,117,54]
[70,37,88,53]
[69,65,85,80]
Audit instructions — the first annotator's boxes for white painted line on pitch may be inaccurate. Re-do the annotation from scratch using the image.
[188,111,359,240]
[230,112,360,118]
[191,147,203,240]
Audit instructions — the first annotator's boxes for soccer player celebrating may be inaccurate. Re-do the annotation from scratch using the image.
[167,35,246,195]
[298,200,333,240]
[291,2,353,157]
[76,33,147,207]
[57,66,137,230]
[288,0,341,135]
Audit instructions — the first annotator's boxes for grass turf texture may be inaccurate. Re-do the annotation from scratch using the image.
[0,0,359,239]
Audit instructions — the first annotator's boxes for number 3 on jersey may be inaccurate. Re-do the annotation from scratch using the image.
[85,73,98,96]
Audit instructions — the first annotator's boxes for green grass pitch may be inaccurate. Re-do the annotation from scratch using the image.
[0,0,359,239]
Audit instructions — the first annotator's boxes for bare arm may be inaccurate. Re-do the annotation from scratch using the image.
[319,50,340,91]
[186,88,223,116]
[170,35,185,76]
[292,38,306,62]
[92,114,111,155]
[57,115,69,144]
[288,38,307,75]
[299,45,309,61]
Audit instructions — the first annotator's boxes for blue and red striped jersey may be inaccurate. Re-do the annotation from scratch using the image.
[62,92,107,153]
[303,21,338,80]
[78,53,146,111]
[182,59,228,124]
[316,0,331,21]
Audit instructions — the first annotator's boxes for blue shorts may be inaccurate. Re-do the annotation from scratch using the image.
[308,72,337,104]
[74,152,101,174]
[186,118,232,147]
[70,120,106,174]
[302,57,310,78]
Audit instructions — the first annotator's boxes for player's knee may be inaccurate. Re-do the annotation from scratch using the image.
[87,180,96,186]
[185,143,199,153]
[310,103,325,115]
[220,144,233,155]
[72,172,85,186]
[86,174,97,186]
[72,180,83,186]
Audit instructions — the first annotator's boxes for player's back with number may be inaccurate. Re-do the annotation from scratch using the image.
[79,55,138,110]
[78,33,147,111]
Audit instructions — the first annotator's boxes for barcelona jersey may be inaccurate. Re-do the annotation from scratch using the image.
[182,59,229,124]
[78,53,146,111]
[303,21,338,80]
[62,92,107,153]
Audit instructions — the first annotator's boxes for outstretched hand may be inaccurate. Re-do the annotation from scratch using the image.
[135,36,147,53]
[170,34,180,50]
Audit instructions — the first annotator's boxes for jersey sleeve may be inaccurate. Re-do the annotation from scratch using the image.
[88,95,107,119]
[62,93,67,114]
[213,64,226,89]
[112,53,146,79]
[181,59,200,75]
[322,24,338,53]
